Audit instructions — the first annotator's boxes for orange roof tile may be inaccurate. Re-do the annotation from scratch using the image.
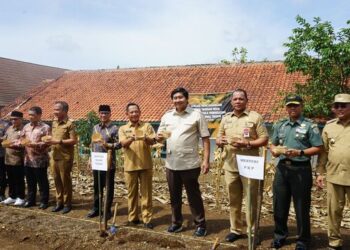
[1,62,306,123]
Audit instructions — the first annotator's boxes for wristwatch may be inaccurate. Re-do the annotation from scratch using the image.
[300,150,305,156]
[246,141,252,149]
[59,139,63,145]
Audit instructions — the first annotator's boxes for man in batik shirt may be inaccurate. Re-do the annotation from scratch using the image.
[22,106,51,209]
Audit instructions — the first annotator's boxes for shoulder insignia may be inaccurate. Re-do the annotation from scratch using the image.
[276,117,288,125]
[304,118,314,123]
[326,118,337,124]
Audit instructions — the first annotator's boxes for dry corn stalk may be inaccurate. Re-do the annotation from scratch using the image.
[214,147,226,209]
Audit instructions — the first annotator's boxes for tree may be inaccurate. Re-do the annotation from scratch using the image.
[220,47,249,64]
[284,15,350,118]
[75,111,100,147]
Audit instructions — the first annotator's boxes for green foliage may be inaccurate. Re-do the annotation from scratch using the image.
[220,47,249,64]
[284,15,350,118]
[74,111,100,147]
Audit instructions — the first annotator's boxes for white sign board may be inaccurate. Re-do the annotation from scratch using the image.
[91,152,108,171]
[236,154,265,180]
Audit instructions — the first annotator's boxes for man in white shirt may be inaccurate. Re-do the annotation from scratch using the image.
[157,87,210,237]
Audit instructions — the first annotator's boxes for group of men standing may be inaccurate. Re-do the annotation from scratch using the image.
[0,102,76,214]
[0,88,349,250]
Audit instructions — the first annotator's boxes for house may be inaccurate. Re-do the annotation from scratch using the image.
[0,57,66,113]
[1,61,305,124]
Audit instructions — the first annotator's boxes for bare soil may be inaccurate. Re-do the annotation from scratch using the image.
[0,169,349,250]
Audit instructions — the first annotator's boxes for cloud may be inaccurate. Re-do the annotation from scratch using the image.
[0,0,349,69]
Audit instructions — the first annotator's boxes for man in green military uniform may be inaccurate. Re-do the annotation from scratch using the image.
[270,95,323,250]
[316,93,350,250]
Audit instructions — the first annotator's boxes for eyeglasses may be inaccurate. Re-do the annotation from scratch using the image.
[10,118,20,120]
[99,112,110,115]
[333,103,349,109]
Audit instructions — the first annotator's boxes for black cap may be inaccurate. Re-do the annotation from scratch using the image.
[98,105,111,112]
[285,95,303,106]
[10,111,23,118]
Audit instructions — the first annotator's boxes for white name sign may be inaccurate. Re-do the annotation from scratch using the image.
[91,152,108,171]
[236,154,264,180]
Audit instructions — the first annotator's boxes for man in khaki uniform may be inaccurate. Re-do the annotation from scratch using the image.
[316,93,350,250]
[119,103,155,229]
[216,89,268,243]
[47,101,77,214]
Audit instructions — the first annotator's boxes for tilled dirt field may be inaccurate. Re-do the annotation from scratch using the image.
[0,168,349,249]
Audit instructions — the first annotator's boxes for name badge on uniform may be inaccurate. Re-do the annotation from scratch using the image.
[296,127,307,134]
[243,128,250,138]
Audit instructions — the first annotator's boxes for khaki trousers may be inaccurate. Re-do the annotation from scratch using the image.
[225,170,258,235]
[327,182,350,248]
[51,159,73,206]
[124,169,153,223]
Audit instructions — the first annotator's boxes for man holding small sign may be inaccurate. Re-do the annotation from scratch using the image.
[216,89,268,243]
[87,105,121,219]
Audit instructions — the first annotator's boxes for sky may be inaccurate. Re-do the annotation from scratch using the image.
[0,0,349,70]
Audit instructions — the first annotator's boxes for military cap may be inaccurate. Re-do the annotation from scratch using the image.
[333,93,350,103]
[98,105,111,112]
[285,95,303,106]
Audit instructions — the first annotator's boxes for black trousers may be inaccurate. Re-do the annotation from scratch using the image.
[25,166,49,204]
[273,161,312,245]
[166,167,206,229]
[0,157,7,196]
[92,169,115,212]
[5,165,25,199]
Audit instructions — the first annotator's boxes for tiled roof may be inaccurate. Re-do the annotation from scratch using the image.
[1,62,306,122]
[0,57,66,107]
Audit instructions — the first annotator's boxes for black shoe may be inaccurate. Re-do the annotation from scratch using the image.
[62,206,72,214]
[39,203,48,210]
[167,224,183,233]
[328,246,342,250]
[86,209,99,218]
[144,223,154,229]
[24,201,35,208]
[127,219,141,226]
[0,195,5,202]
[51,205,64,212]
[225,233,242,242]
[194,227,207,237]
[271,238,286,249]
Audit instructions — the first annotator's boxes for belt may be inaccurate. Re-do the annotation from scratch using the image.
[279,159,310,167]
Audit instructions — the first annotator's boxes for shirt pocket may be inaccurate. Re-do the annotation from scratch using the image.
[246,121,257,139]
[164,122,176,131]
[54,126,69,139]
[295,128,308,141]
[179,147,195,154]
